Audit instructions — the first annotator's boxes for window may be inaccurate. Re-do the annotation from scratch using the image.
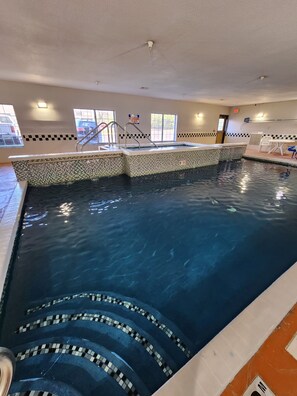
[217,115,228,132]
[73,109,115,144]
[0,104,23,147]
[151,113,177,142]
[217,118,225,131]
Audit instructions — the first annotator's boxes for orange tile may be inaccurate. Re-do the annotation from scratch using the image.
[221,305,297,396]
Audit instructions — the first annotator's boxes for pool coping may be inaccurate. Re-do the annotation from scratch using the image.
[8,149,123,162]
[154,261,297,396]
[244,153,297,168]
[0,181,27,299]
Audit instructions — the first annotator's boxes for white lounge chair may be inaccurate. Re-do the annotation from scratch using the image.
[259,136,272,152]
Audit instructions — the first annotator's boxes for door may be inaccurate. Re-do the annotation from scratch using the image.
[216,115,229,143]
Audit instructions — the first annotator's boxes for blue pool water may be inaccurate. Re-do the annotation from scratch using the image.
[1,159,297,395]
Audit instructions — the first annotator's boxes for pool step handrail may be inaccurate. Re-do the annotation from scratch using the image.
[108,121,140,148]
[76,122,108,151]
[79,123,111,151]
[125,122,158,148]
[0,347,15,396]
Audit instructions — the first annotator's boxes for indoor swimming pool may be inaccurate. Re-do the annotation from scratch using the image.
[1,159,297,395]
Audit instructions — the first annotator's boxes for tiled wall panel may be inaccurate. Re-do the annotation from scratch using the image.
[219,145,247,161]
[124,149,220,177]
[11,145,247,186]
[13,154,124,186]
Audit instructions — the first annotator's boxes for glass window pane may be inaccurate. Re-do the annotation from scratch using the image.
[95,110,115,143]
[151,113,177,142]
[151,113,163,141]
[163,114,176,141]
[0,104,23,148]
[217,118,225,131]
[73,109,96,142]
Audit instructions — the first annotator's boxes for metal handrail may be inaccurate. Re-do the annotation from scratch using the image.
[79,123,111,151]
[0,347,15,396]
[108,121,140,148]
[76,122,108,151]
[125,123,158,147]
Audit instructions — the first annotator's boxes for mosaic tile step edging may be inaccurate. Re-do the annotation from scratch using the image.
[9,144,247,186]
[25,291,192,358]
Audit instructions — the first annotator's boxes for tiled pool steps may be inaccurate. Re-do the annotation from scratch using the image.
[8,292,194,396]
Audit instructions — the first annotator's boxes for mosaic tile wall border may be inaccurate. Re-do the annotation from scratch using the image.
[219,145,246,161]
[23,134,77,142]
[12,154,124,186]
[124,149,220,177]
[226,132,297,140]
[10,145,247,186]
[177,132,216,138]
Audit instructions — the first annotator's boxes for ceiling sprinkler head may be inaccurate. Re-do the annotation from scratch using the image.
[147,40,154,50]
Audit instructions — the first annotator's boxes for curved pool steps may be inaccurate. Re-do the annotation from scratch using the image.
[6,292,194,394]
[9,378,82,396]
[25,291,193,358]
[11,336,150,396]
[13,309,177,390]
[21,301,190,368]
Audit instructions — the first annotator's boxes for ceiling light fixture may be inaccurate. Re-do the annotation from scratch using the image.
[258,75,268,80]
[37,101,48,109]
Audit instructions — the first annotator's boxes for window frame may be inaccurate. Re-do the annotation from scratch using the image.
[0,103,24,148]
[73,108,116,144]
[150,113,177,142]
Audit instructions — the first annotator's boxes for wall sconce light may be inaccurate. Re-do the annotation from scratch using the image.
[37,101,48,109]
[196,113,203,119]
[257,112,264,118]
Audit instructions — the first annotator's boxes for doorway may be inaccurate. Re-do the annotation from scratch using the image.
[216,114,229,143]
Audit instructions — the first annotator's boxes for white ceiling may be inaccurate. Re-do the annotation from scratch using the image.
[1,0,297,106]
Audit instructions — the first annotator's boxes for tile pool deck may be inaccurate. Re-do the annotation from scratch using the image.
[0,164,17,222]
[222,302,297,396]
[0,164,27,298]
[244,147,297,167]
[1,152,297,395]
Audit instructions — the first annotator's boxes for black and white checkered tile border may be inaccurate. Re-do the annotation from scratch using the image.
[9,392,56,396]
[177,132,216,138]
[23,134,77,142]
[16,313,174,377]
[225,132,250,138]
[118,133,150,139]
[226,132,297,140]
[263,134,297,140]
[26,292,191,358]
[16,343,138,395]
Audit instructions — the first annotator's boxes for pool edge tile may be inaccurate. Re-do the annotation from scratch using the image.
[153,261,297,396]
[0,180,27,298]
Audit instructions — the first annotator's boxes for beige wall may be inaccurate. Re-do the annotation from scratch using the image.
[0,80,229,162]
[226,100,297,143]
